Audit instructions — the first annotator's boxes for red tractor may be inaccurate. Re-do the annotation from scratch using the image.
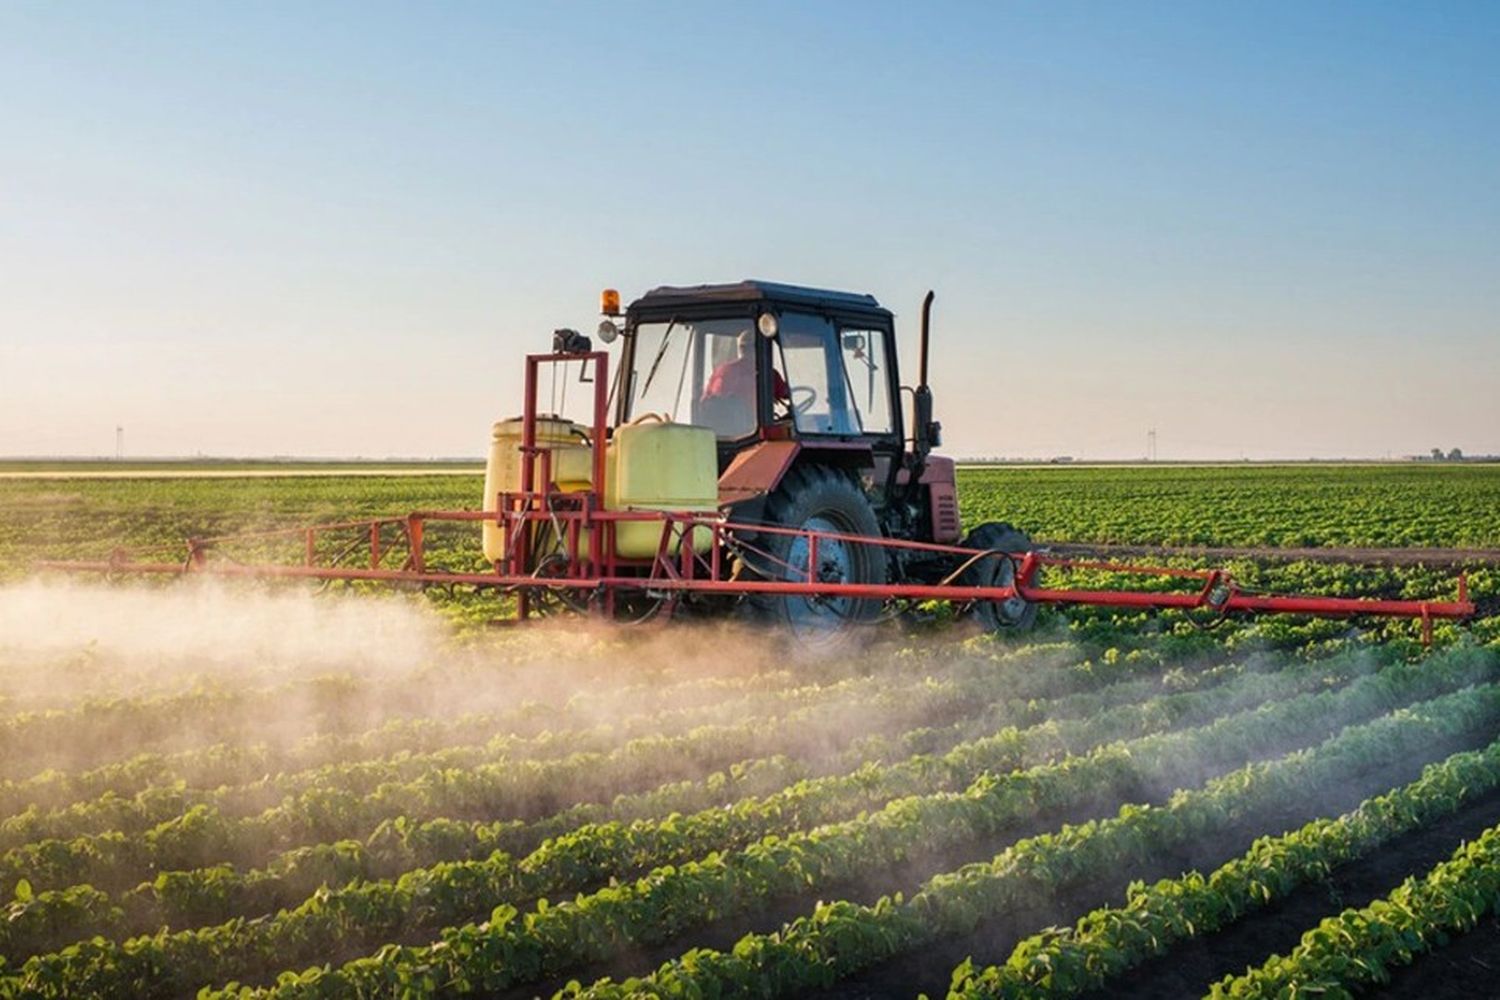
[586,281,1032,635]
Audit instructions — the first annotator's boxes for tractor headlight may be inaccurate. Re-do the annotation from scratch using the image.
[757,313,779,338]
[596,319,620,343]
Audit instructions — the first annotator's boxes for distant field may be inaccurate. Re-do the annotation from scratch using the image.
[0,474,484,575]
[2,463,1498,574]
[0,460,480,477]
[961,463,1500,549]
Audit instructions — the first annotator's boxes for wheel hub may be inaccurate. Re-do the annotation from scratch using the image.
[786,516,856,626]
[993,557,1030,623]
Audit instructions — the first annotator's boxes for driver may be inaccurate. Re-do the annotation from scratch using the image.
[702,330,790,407]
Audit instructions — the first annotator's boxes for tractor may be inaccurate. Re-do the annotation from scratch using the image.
[575,280,1031,634]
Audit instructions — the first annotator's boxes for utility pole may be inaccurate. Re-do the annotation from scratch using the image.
[116,426,124,461]
[1147,428,1157,462]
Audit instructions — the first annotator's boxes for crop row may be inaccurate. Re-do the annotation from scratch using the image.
[0,650,803,788]
[0,657,957,831]
[946,732,1500,997]
[0,641,1187,895]
[0,679,350,784]
[130,655,1243,915]
[1208,814,1500,997]
[0,664,817,820]
[6,639,1104,821]
[0,647,1254,958]
[0,642,1380,963]
[548,679,1500,1000]
[8,624,993,796]
[40,650,1481,1000]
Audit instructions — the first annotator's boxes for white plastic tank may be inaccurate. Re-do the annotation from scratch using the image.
[481,417,591,563]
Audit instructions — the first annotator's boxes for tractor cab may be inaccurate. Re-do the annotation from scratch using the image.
[606,281,938,556]
[611,282,906,478]
[592,281,972,634]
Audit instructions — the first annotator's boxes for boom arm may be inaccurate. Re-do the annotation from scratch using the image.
[36,509,1477,644]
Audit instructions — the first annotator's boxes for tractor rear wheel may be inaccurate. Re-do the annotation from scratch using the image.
[961,522,1038,632]
[750,465,888,639]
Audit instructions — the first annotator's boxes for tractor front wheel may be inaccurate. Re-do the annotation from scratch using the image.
[961,522,1038,632]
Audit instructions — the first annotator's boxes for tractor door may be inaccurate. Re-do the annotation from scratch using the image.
[775,313,859,436]
[771,312,898,441]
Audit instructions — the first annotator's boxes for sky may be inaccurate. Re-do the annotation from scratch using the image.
[1,1,1497,461]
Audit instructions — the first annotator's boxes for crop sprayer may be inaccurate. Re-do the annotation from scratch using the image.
[38,282,1476,642]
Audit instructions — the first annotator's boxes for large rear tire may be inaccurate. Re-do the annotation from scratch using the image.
[749,465,888,640]
[961,522,1038,632]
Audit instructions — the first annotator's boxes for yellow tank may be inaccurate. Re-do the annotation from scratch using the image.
[606,420,718,558]
[481,417,592,563]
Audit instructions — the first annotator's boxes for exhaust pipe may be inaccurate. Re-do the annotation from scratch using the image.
[912,290,939,474]
[918,290,934,387]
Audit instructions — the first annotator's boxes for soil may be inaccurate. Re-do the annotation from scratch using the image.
[1376,913,1500,998]
[1080,785,1500,1000]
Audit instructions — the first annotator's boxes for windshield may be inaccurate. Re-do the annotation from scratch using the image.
[628,317,759,438]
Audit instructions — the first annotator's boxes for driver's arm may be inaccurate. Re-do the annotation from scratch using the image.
[771,369,790,403]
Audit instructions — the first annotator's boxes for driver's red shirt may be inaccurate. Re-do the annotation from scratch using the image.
[703,356,790,401]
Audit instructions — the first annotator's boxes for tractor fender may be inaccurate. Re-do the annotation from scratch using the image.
[718,440,876,524]
[718,440,800,508]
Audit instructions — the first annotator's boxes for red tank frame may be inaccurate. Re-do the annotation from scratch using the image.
[35,351,1478,642]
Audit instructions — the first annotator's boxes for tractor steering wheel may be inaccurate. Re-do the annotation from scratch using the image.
[790,385,818,416]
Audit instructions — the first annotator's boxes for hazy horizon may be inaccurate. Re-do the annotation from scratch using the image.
[4,451,1493,466]
[4,3,1497,461]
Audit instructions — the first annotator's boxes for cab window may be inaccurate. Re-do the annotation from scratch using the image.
[839,328,894,434]
[776,313,857,435]
[629,317,757,439]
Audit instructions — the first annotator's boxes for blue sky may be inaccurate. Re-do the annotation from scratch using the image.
[2,1,1496,459]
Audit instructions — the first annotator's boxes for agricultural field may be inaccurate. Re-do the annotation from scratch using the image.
[960,464,1500,550]
[1,462,1499,998]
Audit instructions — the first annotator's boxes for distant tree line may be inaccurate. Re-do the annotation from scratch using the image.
[1401,449,1499,462]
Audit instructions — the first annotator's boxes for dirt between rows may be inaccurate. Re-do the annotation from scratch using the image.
[809,730,1495,1000]
[1081,783,1500,999]
[1366,887,1500,998]
[1045,542,1500,568]
[510,728,1496,1000]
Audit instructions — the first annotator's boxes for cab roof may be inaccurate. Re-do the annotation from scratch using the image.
[629,280,886,315]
